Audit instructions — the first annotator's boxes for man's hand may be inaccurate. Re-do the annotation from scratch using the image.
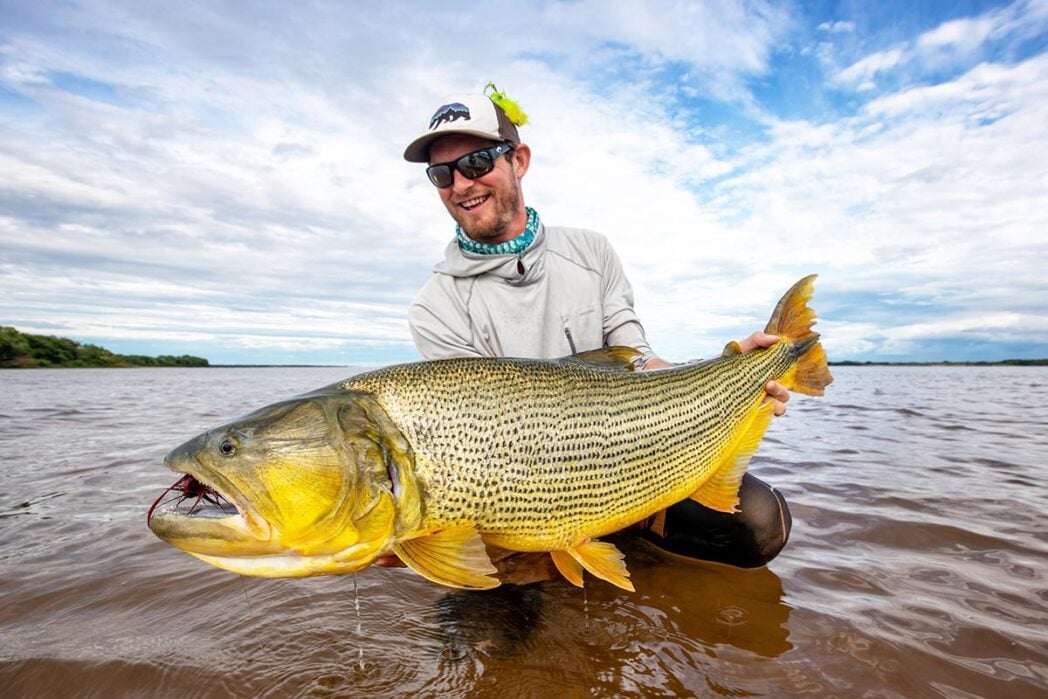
[738,331,789,416]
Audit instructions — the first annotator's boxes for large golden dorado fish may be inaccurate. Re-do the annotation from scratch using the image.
[148,276,831,591]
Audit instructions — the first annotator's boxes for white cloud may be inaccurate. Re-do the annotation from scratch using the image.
[818,21,855,34]
[835,47,908,86]
[834,0,1048,91]
[542,0,792,74]
[630,47,1048,359]
[320,11,1046,362]
[917,16,997,52]
[1,1,1046,364]
[1,1,793,361]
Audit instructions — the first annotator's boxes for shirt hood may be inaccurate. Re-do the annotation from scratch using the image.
[433,223,547,286]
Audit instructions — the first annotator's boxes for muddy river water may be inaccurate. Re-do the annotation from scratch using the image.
[1,365,1045,697]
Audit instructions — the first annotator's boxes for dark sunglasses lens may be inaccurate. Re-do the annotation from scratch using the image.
[427,165,453,188]
[457,151,495,179]
[426,146,505,188]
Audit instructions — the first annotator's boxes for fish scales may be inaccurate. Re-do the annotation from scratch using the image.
[341,343,796,550]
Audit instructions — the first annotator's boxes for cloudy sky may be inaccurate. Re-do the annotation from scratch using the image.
[2,0,1046,365]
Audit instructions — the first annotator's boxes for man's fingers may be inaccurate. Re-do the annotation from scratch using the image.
[765,398,787,417]
[764,380,789,417]
[752,331,780,349]
[765,380,789,403]
[738,331,780,353]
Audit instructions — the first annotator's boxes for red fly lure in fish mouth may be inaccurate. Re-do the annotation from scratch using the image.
[147,474,237,524]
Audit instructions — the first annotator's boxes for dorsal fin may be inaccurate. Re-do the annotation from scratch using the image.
[722,340,743,357]
[567,346,642,371]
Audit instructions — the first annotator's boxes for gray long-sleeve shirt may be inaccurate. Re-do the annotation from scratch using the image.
[408,223,652,360]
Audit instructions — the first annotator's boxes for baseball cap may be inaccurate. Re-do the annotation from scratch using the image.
[403,90,523,163]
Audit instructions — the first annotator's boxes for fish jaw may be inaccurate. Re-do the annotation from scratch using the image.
[184,546,384,578]
[147,504,280,558]
[147,455,278,558]
[176,490,400,578]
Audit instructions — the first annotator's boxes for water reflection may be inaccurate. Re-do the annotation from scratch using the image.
[401,537,794,698]
[420,538,791,670]
[436,584,546,661]
[622,538,793,658]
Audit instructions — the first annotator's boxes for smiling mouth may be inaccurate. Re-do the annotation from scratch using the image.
[459,194,489,211]
[147,473,239,524]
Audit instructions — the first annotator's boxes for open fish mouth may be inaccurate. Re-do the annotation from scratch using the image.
[147,473,240,524]
[146,465,390,577]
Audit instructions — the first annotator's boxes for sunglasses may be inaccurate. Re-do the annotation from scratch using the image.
[426,142,514,188]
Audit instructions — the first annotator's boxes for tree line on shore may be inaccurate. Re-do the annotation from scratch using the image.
[4,325,1042,369]
[0,326,208,368]
[831,359,1047,366]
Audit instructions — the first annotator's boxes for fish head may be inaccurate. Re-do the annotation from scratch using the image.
[148,390,418,577]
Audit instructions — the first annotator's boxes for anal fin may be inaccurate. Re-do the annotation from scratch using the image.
[550,550,584,587]
[392,525,499,590]
[690,400,775,513]
[556,540,635,592]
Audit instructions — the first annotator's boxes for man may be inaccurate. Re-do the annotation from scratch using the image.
[402,89,793,578]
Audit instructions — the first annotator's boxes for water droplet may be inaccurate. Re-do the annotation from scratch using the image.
[354,573,364,670]
[716,605,748,627]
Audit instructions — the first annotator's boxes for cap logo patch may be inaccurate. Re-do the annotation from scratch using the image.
[429,102,471,130]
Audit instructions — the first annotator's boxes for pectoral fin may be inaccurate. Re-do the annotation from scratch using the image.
[554,540,635,592]
[393,525,500,590]
[690,400,775,513]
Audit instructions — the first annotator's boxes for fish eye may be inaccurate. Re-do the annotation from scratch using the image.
[219,438,237,456]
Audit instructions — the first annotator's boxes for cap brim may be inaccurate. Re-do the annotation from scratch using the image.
[403,128,505,163]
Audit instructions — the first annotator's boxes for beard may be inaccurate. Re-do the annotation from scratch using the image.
[451,181,524,243]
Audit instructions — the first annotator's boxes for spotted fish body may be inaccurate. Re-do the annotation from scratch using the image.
[343,344,794,551]
[148,276,830,592]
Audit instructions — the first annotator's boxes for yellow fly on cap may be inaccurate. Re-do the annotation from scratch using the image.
[484,82,528,127]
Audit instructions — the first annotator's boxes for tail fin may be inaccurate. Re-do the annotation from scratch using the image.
[765,275,833,397]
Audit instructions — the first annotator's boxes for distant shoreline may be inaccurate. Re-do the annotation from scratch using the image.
[1,364,347,369]
[3,327,1045,369]
[829,360,1048,367]
[6,360,1046,370]
[207,364,347,368]
[1,326,208,369]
